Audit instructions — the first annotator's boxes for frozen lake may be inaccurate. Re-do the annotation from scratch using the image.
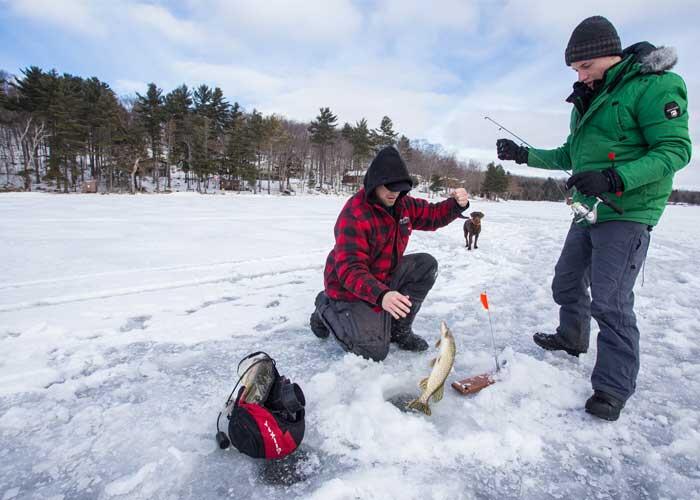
[1,192,698,499]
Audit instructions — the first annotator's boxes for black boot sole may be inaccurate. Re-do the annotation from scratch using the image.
[533,334,584,358]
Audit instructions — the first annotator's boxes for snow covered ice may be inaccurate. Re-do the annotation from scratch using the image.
[1,192,699,500]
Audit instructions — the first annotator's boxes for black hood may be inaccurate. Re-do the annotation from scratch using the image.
[363,146,413,198]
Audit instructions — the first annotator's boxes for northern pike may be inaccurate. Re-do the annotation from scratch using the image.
[407,321,456,416]
[238,354,276,405]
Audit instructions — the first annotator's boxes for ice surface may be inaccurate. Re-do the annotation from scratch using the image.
[1,192,699,499]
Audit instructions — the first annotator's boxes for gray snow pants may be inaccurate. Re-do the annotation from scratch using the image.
[552,221,651,402]
[315,253,438,362]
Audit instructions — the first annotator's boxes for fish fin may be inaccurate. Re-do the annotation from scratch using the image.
[432,383,445,403]
[429,357,437,367]
[406,399,431,416]
[435,337,441,348]
[419,377,429,391]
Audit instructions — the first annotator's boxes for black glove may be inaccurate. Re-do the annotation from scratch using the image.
[566,168,624,196]
[496,139,528,164]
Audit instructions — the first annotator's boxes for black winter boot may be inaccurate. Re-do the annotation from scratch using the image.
[390,299,428,352]
[585,390,625,421]
[310,311,329,339]
[533,332,585,358]
[309,292,330,339]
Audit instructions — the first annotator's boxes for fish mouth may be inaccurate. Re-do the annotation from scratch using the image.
[440,320,453,338]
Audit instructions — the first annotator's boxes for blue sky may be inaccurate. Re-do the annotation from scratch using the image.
[2,0,699,188]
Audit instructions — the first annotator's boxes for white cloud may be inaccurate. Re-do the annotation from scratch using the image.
[498,0,700,42]
[370,0,479,32]
[169,53,461,136]
[264,72,451,136]
[113,79,148,96]
[8,0,106,36]
[171,60,286,101]
[127,4,208,46]
[205,0,363,44]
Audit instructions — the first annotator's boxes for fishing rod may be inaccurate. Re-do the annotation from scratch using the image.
[485,116,623,223]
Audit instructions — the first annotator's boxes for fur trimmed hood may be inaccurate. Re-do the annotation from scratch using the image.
[624,42,678,74]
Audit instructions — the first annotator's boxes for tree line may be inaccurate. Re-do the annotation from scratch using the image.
[1,66,697,204]
[0,66,486,195]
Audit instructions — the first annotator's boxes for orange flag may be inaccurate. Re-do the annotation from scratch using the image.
[480,292,489,310]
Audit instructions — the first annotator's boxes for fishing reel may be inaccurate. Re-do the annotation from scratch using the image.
[570,198,600,224]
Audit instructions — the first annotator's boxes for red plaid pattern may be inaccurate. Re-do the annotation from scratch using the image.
[324,189,465,306]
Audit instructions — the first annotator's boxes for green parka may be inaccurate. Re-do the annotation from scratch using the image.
[528,43,692,226]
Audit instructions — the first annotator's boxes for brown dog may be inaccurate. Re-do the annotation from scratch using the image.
[463,211,484,250]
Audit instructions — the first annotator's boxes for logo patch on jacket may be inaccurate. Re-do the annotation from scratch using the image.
[399,216,410,225]
[664,101,681,120]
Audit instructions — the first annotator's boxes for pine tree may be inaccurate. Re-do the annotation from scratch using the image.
[308,107,337,187]
[135,83,165,191]
[371,115,398,150]
[348,118,372,169]
[222,102,248,188]
[81,77,121,184]
[6,67,52,189]
[210,87,230,133]
[307,163,316,190]
[429,174,443,194]
[481,162,508,199]
[397,135,411,159]
[542,177,563,201]
[43,73,87,192]
[113,98,147,193]
[165,84,193,189]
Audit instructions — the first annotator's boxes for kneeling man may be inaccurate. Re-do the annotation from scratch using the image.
[310,146,469,361]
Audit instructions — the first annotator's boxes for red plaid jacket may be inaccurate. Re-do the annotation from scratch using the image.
[324,188,466,306]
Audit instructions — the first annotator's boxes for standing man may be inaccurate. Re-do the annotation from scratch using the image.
[310,146,470,362]
[497,16,691,420]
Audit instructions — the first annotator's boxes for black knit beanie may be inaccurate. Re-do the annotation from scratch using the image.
[565,16,622,66]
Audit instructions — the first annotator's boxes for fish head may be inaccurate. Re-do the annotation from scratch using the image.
[439,321,454,341]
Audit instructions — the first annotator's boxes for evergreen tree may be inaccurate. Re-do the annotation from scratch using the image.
[347,118,372,169]
[210,87,230,133]
[247,109,268,192]
[223,107,258,191]
[397,135,411,159]
[371,115,398,149]
[222,102,250,188]
[165,84,193,188]
[80,77,121,183]
[308,107,337,186]
[11,66,49,114]
[113,99,147,193]
[240,113,261,190]
[44,73,87,192]
[135,83,165,191]
[481,162,508,199]
[542,177,564,201]
[429,174,443,194]
[192,84,213,117]
[6,67,52,189]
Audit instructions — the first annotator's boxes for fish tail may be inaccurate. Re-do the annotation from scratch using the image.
[406,399,431,416]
